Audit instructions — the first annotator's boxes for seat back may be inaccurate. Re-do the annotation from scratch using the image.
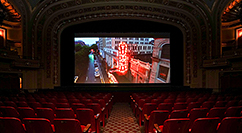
[201,101,215,110]
[190,117,220,133]
[0,117,26,133]
[163,118,190,133]
[0,106,20,117]
[55,108,75,118]
[42,102,55,111]
[224,106,242,117]
[169,109,189,118]
[71,103,85,113]
[4,101,17,108]
[173,102,188,110]
[188,108,209,128]
[142,103,157,116]
[15,101,28,107]
[86,103,101,115]
[54,118,83,133]
[225,100,239,108]
[76,108,96,132]
[18,107,36,119]
[189,108,208,122]
[28,102,42,111]
[217,117,242,133]
[36,107,55,123]
[187,102,201,111]
[56,103,70,108]
[147,110,169,133]
[23,118,54,133]
[214,101,227,107]
[81,99,93,105]
[157,103,173,113]
[207,107,226,120]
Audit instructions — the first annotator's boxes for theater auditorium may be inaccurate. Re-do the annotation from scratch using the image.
[0,0,242,133]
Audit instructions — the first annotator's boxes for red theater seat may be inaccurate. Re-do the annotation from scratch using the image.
[157,103,173,113]
[214,101,227,107]
[36,107,55,123]
[4,101,17,109]
[139,103,157,126]
[16,101,28,107]
[76,108,100,133]
[225,100,239,108]
[217,117,242,133]
[154,118,190,133]
[17,107,37,119]
[190,117,220,133]
[173,102,188,110]
[187,102,201,111]
[57,98,68,103]
[71,103,85,113]
[54,118,91,133]
[186,98,197,104]
[206,107,226,120]
[27,102,42,111]
[188,108,209,128]
[201,101,215,110]
[0,117,26,133]
[81,99,93,106]
[224,106,242,117]
[55,108,76,118]
[0,106,20,118]
[169,109,189,119]
[23,118,54,133]
[135,99,146,118]
[42,102,56,111]
[68,99,80,104]
[56,103,70,108]
[144,110,169,133]
[86,103,105,127]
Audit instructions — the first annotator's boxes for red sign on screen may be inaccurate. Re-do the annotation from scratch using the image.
[118,42,128,74]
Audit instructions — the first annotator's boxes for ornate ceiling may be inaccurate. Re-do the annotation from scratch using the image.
[1,0,21,22]
[222,0,242,28]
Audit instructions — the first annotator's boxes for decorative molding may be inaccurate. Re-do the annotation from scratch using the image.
[30,0,213,86]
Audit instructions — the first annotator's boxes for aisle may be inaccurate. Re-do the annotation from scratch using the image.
[103,103,142,133]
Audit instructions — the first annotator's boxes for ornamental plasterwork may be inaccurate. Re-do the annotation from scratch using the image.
[30,0,212,86]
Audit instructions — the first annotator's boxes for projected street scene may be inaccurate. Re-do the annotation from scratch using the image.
[74,37,170,84]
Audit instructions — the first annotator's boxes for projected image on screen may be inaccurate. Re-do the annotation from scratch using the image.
[74,37,170,84]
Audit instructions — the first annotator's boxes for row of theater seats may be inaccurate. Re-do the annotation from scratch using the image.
[0,92,114,133]
[130,91,242,133]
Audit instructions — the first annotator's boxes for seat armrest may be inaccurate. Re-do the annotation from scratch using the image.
[154,124,162,133]
[144,114,149,121]
[95,113,100,119]
[83,124,91,133]
[139,107,143,112]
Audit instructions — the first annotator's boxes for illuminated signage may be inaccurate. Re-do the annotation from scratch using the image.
[108,72,118,83]
[118,42,128,74]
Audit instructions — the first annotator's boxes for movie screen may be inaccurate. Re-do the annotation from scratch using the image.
[74,37,170,84]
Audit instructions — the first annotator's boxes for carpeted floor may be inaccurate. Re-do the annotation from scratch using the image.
[103,103,143,133]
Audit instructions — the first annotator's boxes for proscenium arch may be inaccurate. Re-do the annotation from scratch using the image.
[60,19,183,87]
[31,0,212,88]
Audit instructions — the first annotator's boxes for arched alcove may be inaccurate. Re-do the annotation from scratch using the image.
[60,19,183,88]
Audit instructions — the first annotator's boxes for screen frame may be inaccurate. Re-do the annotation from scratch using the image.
[60,19,184,89]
